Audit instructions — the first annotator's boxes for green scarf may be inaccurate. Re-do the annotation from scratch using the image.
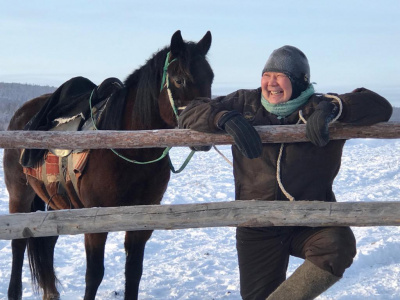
[261,84,315,118]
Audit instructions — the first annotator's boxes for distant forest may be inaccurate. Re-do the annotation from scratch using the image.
[0,82,56,130]
[0,82,399,130]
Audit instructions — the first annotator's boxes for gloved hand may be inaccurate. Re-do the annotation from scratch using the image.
[306,101,339,147]
[218,111,262,159]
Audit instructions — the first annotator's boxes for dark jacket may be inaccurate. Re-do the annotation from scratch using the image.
[179,87,392,202]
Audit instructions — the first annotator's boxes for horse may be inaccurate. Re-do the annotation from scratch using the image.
[4,30,214,300]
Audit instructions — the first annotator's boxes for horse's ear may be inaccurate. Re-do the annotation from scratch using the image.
[170,30,185,57]
[196,31,212,56]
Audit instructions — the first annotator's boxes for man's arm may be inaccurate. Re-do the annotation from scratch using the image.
[179,92,262,159]
[338,88,393,125]
[306,88,392,147]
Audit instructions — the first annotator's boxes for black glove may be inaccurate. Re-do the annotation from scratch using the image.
[218,111,262,159]
[306,101,339,147]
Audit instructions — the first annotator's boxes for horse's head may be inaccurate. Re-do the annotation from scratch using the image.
[124,31,214,130]
[158,30,214,127]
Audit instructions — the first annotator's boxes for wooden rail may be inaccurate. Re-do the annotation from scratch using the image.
[0,122,399,149]
[0,122,398,240]
[1,201,400,240]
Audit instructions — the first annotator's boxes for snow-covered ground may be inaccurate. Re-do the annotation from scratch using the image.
[0,139,399,299]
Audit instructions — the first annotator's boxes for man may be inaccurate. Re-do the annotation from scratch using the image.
[179,45,393,299]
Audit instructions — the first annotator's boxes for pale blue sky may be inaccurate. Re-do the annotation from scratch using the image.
[1,0,399,104]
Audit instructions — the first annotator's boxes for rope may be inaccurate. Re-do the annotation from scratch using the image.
[213,145,233,167]
[276,143,295,201]
[166,74,179,121]
[89,89,172,164]
[322,94,343,123]
[169,150,196,173]
[278,94,343,201]
[160,52,177,92]
[298,93,343,124]
[111,147,171,164]
[88,52,194,171]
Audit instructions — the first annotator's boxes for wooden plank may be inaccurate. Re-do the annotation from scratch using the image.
[0,122,398,149]
[1,201,400,240]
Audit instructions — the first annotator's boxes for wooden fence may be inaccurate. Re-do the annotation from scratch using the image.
[0,122,399,149]
[0,122,399,240]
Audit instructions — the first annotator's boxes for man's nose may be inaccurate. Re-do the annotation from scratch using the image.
[269,75,278,85]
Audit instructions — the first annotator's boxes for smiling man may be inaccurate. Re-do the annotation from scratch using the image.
[179,45,392,300]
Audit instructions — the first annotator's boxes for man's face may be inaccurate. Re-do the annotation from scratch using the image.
[261,72,293,104]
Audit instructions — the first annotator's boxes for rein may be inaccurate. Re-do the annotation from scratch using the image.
[89,51,195,174]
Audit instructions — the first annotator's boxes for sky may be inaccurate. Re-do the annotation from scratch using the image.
[1,0,399,105]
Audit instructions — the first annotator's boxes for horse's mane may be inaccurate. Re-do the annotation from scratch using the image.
[97,87,127,130]
[124,47,170,128]
[125,41,206,128]
[99,40,209,130]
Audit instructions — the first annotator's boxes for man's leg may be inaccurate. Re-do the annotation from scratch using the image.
[293,226,356,277]
[236,227,292,300]
[267,226,356,300]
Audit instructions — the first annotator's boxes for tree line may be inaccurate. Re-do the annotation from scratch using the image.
[0,82,399,131]
[0,82,56,130]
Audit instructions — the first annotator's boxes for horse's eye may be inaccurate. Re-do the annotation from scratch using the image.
[174,77,185,87]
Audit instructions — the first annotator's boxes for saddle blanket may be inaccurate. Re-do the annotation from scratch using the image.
[23,151,89,185]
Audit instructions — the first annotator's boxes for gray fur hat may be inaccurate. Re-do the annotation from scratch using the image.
[262,45,310,98]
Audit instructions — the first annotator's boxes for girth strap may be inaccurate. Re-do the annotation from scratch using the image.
[58,156,69,198]
[68,154,79,197]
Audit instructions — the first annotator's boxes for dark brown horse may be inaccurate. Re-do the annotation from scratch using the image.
[4,30,214,300]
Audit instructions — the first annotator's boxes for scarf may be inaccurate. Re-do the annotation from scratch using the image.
[261,84,315,118]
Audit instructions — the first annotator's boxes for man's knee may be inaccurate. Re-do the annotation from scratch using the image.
[305,227,356,277]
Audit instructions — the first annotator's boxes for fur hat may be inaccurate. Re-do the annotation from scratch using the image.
[262,45,310,99]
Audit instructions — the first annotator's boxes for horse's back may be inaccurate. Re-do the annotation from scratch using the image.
[7,94,51,131]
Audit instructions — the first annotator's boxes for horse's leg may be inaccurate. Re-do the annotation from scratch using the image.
[8,238,27,300]
[5,148,37,300]
[124,230,153,300]
[42,235,59,300]
[83,232,108,300]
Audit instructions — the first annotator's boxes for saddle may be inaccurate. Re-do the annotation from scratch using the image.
[21,76,124,199]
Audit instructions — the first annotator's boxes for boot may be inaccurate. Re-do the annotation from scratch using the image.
[266,259,340,300]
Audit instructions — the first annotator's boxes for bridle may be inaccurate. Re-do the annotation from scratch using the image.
[89,51,195,173]
[160,51,188,121]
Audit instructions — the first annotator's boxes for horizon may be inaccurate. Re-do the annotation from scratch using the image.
[1,80,400,107]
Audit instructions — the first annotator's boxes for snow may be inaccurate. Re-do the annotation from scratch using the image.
[0,139,399,299]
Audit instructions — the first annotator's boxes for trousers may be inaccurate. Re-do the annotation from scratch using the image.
[236,226,356,300]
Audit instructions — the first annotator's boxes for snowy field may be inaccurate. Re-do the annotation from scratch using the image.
[0,139,399,299]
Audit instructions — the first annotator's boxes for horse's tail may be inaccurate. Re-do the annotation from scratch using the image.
[27,194,59,294]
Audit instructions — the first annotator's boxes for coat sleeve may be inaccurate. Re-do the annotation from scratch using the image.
[338,88,393,125]
[178,90,248,133]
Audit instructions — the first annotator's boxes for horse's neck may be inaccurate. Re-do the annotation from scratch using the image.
[122,92,171,131]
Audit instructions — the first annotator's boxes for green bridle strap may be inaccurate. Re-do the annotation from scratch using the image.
[111,147,171,164]
[88,52,196,171]
[169,149,196,174]
[160,51,177,92]
[89,89,171,164]
[161,51,180,120]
